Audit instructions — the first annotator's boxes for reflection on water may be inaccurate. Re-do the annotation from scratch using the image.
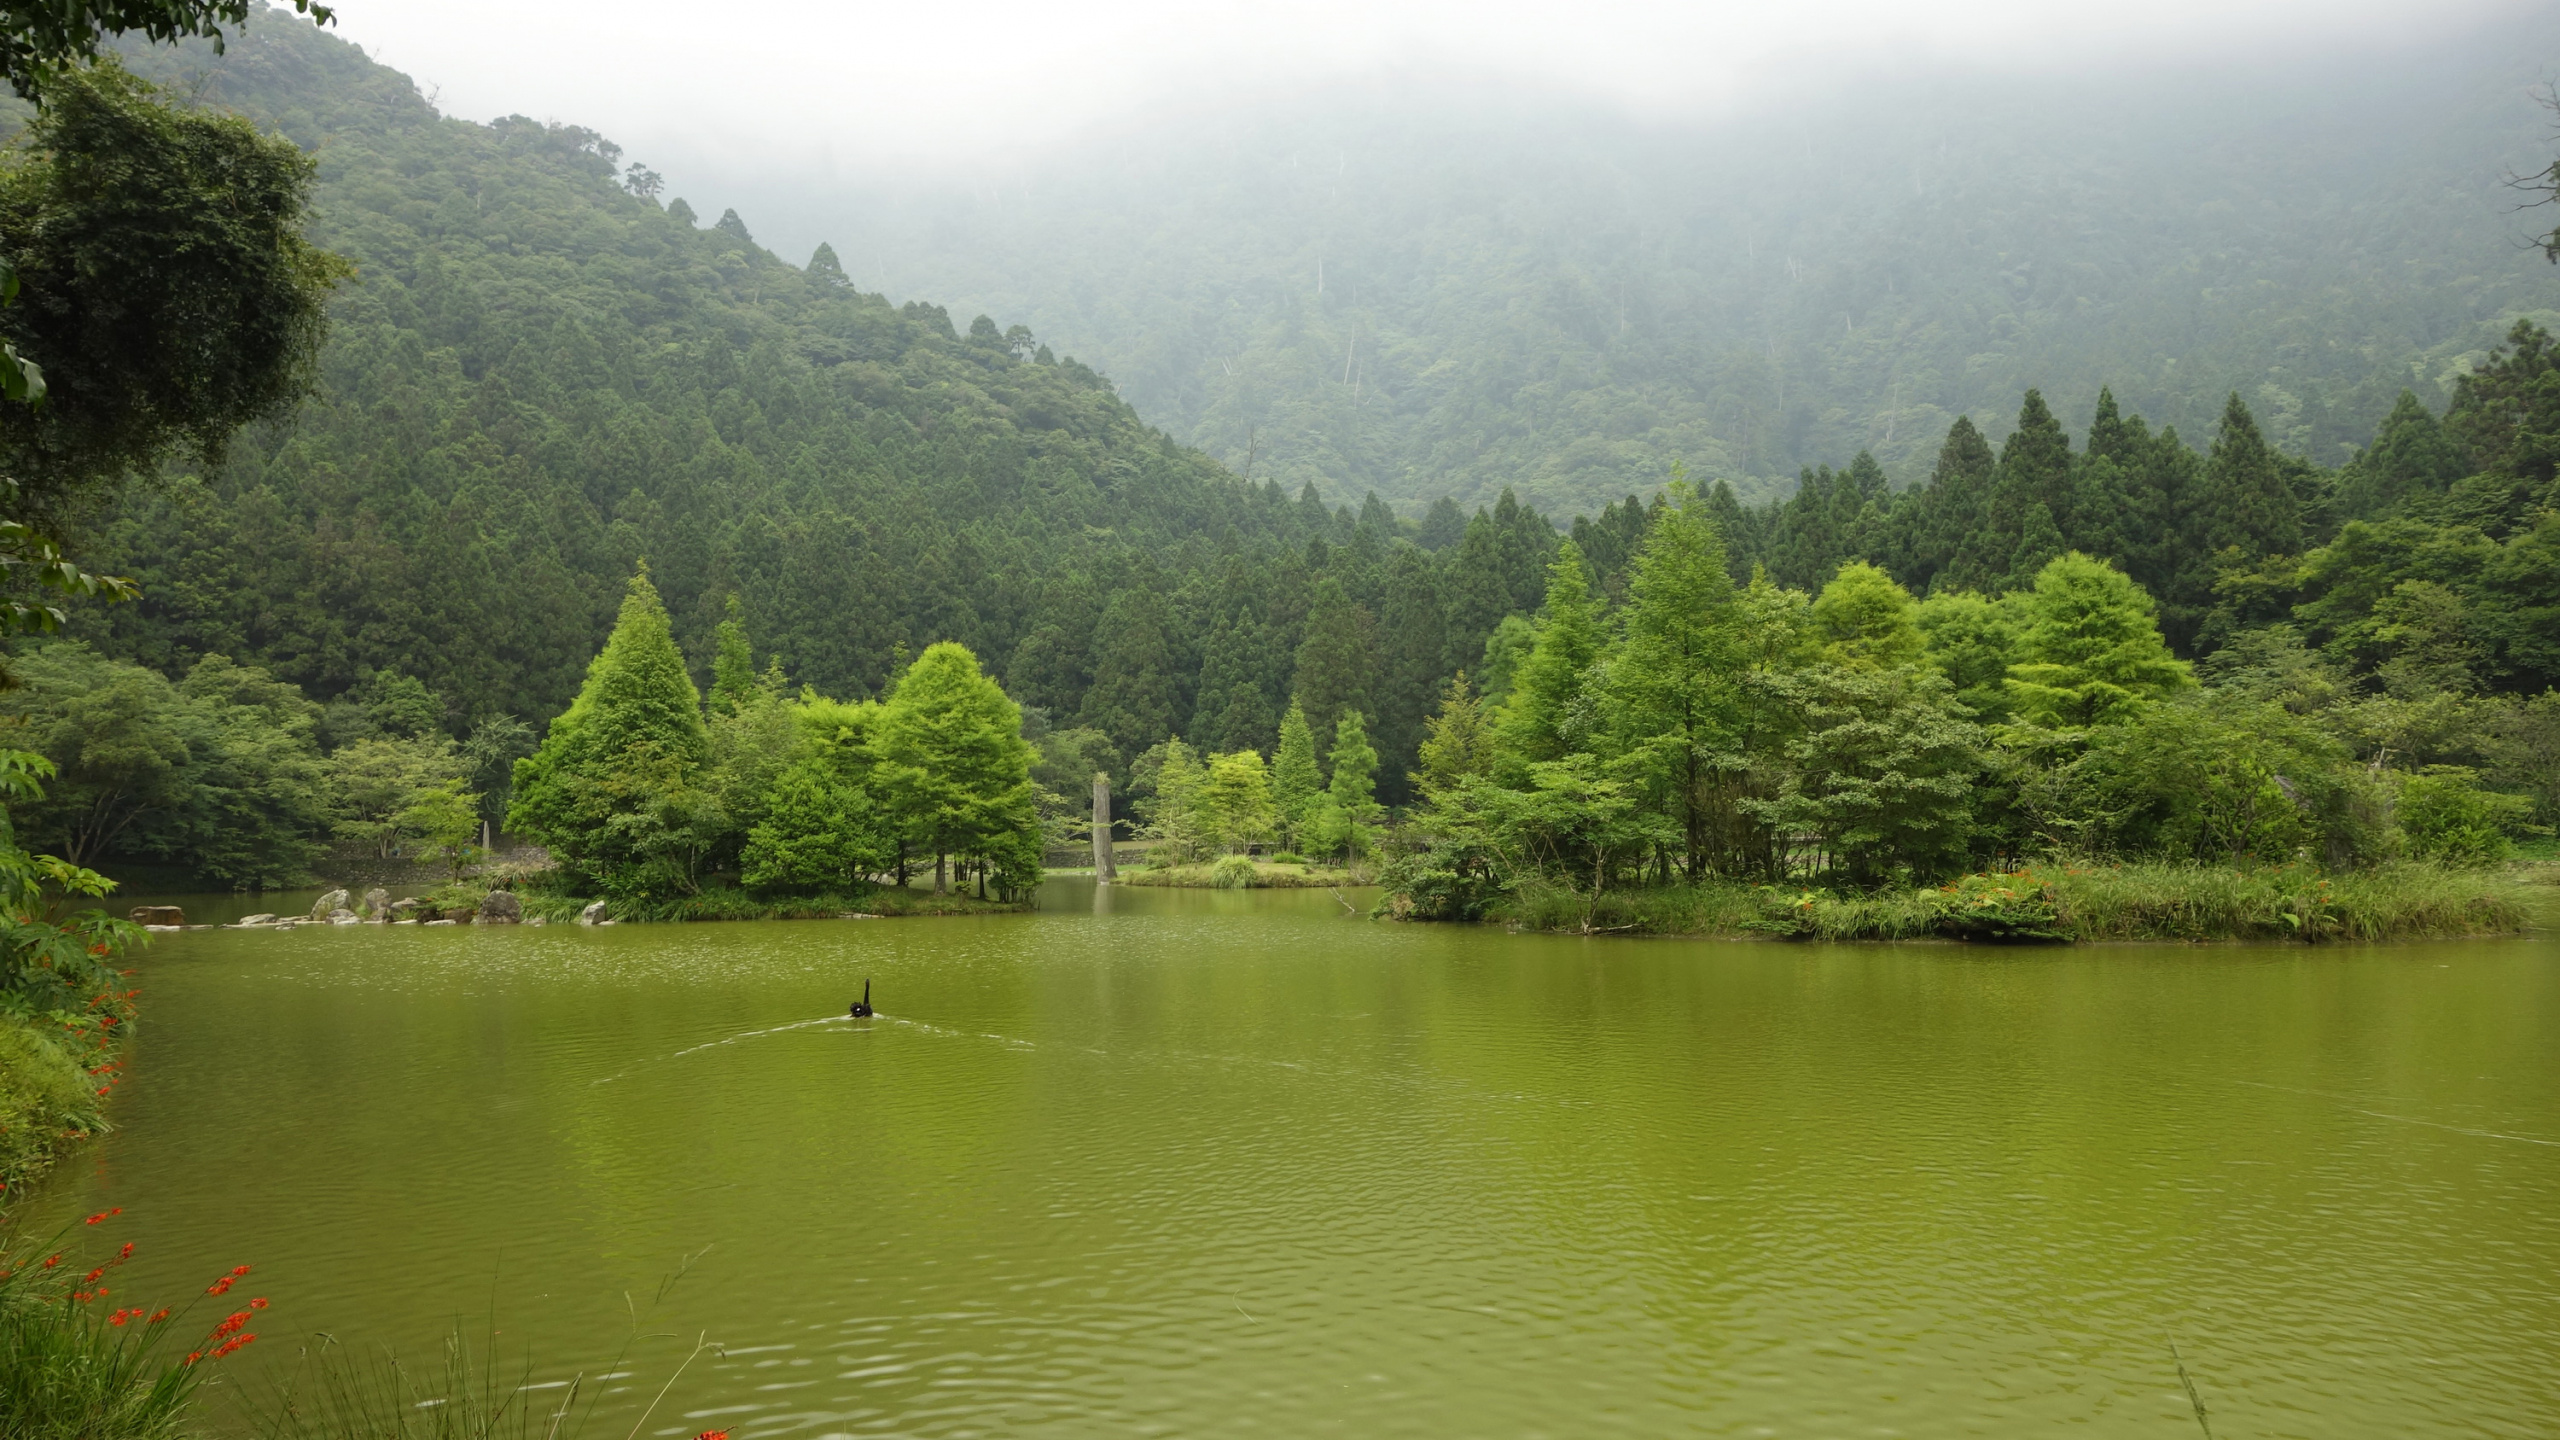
[29,878,2560,1437]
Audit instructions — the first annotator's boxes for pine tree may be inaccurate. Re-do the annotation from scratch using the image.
[709,594,756,717]
[1190,605,1274,753]
[2006,553,2194,732]
[1311,708,1382,861]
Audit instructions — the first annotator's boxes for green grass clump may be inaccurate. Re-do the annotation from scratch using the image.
[1121,859,1354,889]
[0,1019,106,1191]
[1486,860,2539,943]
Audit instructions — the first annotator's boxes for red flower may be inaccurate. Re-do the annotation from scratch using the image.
[149,1308,170,1323]
[249,1297,269,1309]
[83,1207,122,1225]
[696,1431,731,1440]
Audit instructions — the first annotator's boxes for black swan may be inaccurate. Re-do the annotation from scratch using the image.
[849,981,873,1018]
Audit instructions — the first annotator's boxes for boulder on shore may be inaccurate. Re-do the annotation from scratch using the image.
[129,905,185,925]
[233,913,277,927]
[328,908,361,925]
[577,900,608,926]
[361,887,391,920]
[478,891,523,924]
[310,888,350,921]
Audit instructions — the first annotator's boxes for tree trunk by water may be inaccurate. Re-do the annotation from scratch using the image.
[935,852,947,894]
[1093,771,1117,882]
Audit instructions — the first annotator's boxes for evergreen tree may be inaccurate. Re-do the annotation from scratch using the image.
[1190,605,1275,753]
[1606,485,1741,877]
[806,241,851,289]
[709,594,756,717]
[1412,672,1494,797]
[2201,391,2301,558]
[1291,576,1374,743]
[1915,591,2022,724]
[1309,708,1382,861]
[2005,553,2194,732]
[1271,701,1324,848]
[879,642,1039,894]
[509,568,709,884]
[2335,390,2471,521]
[1907,415,1998,593]
[1080,587,1181,756]
[1494,539,1601,775]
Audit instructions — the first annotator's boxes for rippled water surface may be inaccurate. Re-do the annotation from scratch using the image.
[31,881,2560,1437]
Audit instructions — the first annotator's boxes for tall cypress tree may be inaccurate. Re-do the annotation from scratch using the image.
[508,568,709,881]
[1271,701,1323,848]
[1079,587,1180,755]
[1908,416,1998,594]
[709,594,756,717]
[1495,538,1602,776]
[2335,390,2471,521]
[1291,576,1375,743]
[2201,391,2301,558]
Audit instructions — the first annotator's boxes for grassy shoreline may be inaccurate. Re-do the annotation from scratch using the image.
[1458,861,2548,943]
[425,880,1032,924]
[1119,858,1358,889]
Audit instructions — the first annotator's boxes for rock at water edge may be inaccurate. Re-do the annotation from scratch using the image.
[129,905,185,925]
[478,891,523,924]
[309,888,350,921]
[361,887,391,920]
[577,900,608,926]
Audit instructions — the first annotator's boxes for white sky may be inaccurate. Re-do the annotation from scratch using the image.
[319,0,2532,176]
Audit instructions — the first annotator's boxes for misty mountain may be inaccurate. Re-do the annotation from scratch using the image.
[706,14,2560,516]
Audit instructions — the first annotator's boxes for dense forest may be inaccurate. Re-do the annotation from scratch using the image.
[750,17,2560,517]
[0,6,2552,898]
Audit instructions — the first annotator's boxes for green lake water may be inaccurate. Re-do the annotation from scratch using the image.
[26,881,2560,1437]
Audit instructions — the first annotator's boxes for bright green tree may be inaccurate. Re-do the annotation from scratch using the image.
[1494,539,1601,776]
[878,641,1039,894]
[1197,750,1277,854]
[1607,484,1741,878]
[1749,663,1985,885]
[1811,561,1924,670]
[1270,702,1323,848]
[743,698,891,892]
[2005,553,2193,733]
[1412,672,1494,798]
[508,568,710,887]
[709,594,757,717]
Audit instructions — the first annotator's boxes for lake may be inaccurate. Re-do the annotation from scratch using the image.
[26,880,2560,1437]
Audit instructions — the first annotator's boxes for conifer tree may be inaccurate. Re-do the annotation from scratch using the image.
[1909,415,1998,593]
[1197,749,1277,853]
[1310,708,1382,861]
[1494,539,1601,775]
[1291,576,1374,743]
[1607,485,1742,876]
[1413,672,1494,797]
[806,241,851,289]
[1080,588,1180,755]
[508,568,711,886]
[709,594,756,717]
[2335,390,2471,521]
[2006,553,2194,732]
[1271,701,1323,847]
[879,642,1039,893]
[2201,391,2301,558]
[1811,562,1924,669]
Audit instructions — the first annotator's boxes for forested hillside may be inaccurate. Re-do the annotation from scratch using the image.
[738,16,2560,517]
[45,9,1560,817]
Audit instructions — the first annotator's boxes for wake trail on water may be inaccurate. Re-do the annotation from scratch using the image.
[590,1013,863,1085]
[2229,1078,2560,1148]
